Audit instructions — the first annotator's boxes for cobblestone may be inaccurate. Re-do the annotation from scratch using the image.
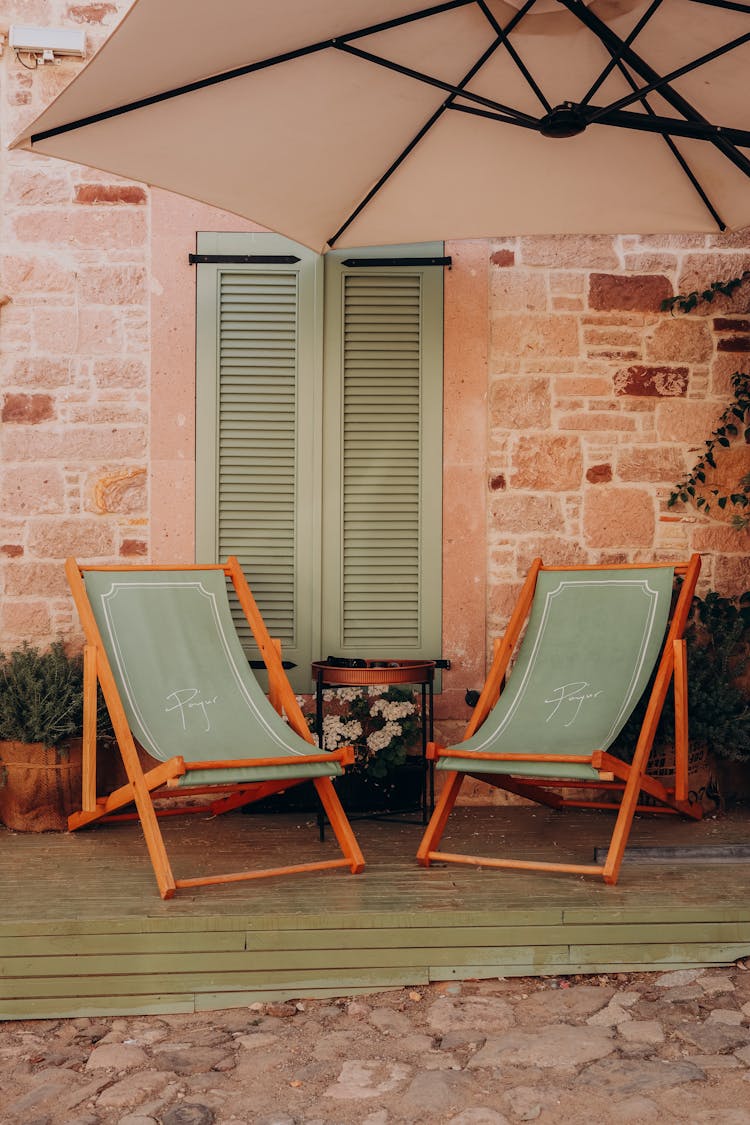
[3,966,750,1122]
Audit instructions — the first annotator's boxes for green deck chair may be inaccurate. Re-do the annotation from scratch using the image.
[417,557,703,885]
[66,557,364,898]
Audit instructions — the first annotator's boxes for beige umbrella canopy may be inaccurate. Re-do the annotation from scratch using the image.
[12,0,750,251]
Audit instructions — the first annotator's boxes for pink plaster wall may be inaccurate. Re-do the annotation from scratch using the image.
[149,190,262,563]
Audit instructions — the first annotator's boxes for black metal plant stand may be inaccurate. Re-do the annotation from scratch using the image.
[311,658,436,830]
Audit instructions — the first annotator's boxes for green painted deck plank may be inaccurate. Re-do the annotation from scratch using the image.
[570,941,750,964]
[1,942,575,979]
[0,931,249,957]
[4,918,749,960]
[0,994,196,1019]
[0,966,433,1001]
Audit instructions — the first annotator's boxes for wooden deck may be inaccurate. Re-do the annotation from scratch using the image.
[2,806,750,1020]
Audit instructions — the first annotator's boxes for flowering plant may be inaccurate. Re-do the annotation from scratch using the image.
[315,685,421,780]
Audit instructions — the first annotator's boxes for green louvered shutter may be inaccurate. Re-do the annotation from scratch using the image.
[197,235,443,689]
[195,234,320,690]
[321,247,443,661]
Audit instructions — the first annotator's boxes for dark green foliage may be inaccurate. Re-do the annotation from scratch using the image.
[0,642,84,748]
[660,270,750,315]
[661,270,750,531]
[667,372,750,529]
[0,642,112,749]
[614,589,750,765]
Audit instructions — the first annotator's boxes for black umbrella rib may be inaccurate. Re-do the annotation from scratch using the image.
[597,54,726,230]
[557,0,750,180]
[589,107,750,149]
[29,0,474,144]
[586,32,750,124]
[580,0,666,107]
[474,0,552,113]
[334,42,538,126]
[447,102,538,127]
[688,0,750,11]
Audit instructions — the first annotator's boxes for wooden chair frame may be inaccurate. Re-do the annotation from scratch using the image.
[66,557,364,899]
[417,556,703,885]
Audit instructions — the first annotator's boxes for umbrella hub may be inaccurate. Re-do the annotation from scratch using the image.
[539,103,587,139]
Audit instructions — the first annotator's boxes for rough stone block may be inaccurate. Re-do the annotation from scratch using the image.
[2,393,55,423]
[491,269,547,311]
[78,265,148,306]
[554,376,612,397]
[615,365,688,397]
[120,535,148,553]
[27,517,115,558]
[76,308,125,353]
[32,307,80,352]
[0,599,52,642]
[1,254,74,293]
[490,314,579,361]
[92,359,147,388]
[521,235,619,270]
[718,336,750,353]
[678,253,750,298]
[4,562,73,597]
[589,274,672,313]
[617,446,685,483]
[7,357,71,388]
[6,170,71,206]
[490,493,565,534]
[646,319,713,363]
[713,556,750,596]
[583,487,655,548]
[90,468,147,514]
[0,466,64,514]
[74,183,147,205]
[489,376,551,429]
[656,401,725,443]
[559,412,637,432]
[509,435,583,491]
[586,463,613,484]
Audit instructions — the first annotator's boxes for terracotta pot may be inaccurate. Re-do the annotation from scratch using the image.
[0,738,83,832]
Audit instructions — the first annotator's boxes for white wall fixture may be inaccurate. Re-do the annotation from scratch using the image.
[9,25,86,64]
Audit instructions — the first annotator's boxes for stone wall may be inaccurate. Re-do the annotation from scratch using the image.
[0,0,147,644]
[484,234,750,647]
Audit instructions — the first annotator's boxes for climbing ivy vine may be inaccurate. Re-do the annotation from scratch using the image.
[661,272,750,531]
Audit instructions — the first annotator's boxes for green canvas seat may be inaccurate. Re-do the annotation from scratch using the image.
[66,557,364,899]
[417,557,704,885]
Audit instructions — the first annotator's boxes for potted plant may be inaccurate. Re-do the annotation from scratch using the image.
[0,641,92,831]
[317,685,424,812]
[613,588,750,809]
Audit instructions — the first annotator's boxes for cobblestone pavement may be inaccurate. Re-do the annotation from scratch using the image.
[3,965,750,1124]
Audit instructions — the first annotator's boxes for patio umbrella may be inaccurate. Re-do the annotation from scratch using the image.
[12,0,750,250]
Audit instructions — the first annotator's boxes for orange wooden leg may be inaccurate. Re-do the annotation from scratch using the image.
[313,777,365,874]
[81,644,98,813]
[673,638,688,803]
[417,770,463,866]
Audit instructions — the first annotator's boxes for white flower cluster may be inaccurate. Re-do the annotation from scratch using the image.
[369,698,416,721]
[321,713,363,751]
[322,686,363,703]
[366,720,402,753]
